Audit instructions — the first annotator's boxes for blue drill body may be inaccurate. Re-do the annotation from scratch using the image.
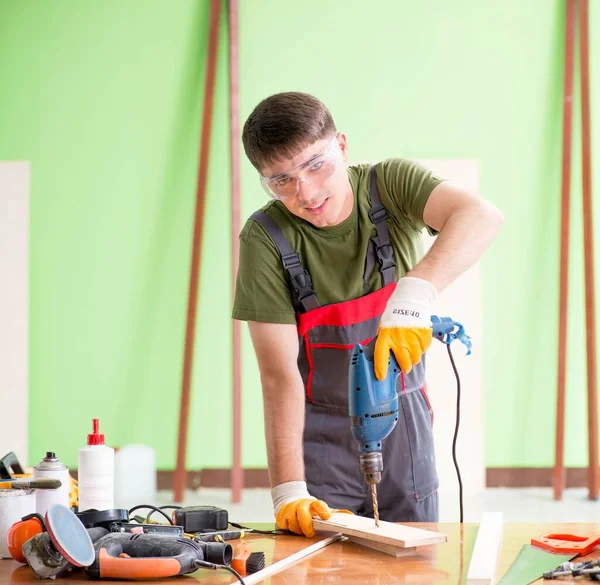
[348,316,471,486]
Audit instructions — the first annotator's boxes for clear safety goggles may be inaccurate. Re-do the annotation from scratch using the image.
[260,134,343,200]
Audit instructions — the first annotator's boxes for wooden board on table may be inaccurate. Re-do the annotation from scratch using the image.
[466,512,504,585]
[313,513,448,549]
[347,535,417,557]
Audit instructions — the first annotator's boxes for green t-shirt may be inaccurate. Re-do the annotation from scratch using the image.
[232,158,443,324]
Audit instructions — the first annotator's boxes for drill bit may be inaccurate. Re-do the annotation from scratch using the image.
[371,484,380,527]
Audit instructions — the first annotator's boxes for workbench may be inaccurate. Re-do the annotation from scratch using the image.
[2,522,599,584]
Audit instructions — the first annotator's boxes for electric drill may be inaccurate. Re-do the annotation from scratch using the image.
[348,315,471,525]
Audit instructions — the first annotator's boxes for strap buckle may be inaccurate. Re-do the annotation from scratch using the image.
[368,207,389,224]
[291,269,315,300]
[282,252,302,270]
[376,243,396,272]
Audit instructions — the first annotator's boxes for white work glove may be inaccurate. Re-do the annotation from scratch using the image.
[374,276,437,380]
[271,481,351,537]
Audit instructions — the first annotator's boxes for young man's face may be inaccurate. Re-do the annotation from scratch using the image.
[260,133,353,228]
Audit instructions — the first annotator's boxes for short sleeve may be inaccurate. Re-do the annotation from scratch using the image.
[378,158,444,236]
[232,219,297,324]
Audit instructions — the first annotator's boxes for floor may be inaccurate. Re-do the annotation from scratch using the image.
[156,487,600,524]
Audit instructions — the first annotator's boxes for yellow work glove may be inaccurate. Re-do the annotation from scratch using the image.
[276,499,332,537]
[374,276,437,380]
[271,481,353,538]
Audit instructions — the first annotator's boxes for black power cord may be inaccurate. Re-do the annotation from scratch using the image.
[127,505,173,525]
[447,343,464,524]
[147,505,182,524]
[195,559,246,584]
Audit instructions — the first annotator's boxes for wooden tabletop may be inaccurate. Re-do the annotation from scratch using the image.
[4,522,600,584]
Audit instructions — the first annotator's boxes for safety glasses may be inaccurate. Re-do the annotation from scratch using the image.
[260,135,342,200]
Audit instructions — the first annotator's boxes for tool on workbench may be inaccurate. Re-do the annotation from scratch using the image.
[0,451,26,478]
[87,532,233,580]
[126,504,251,538]
[172,505,229,532]
[21,504,107,579]
[194,529,247,542]
[349,315,471,526]
[110,522,184,536]
[77,506,182,536]
[0,477,62,489]
[544,559,600,580]
[16,504,246,583]
[497,532,600,585]
[76,507,129,528]
[229,521,284,535]
[532,531,600,555]
[231,542,266,576]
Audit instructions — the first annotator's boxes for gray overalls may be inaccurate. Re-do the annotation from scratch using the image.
[252,167,439,521]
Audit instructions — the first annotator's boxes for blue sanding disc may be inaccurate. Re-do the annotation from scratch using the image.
[45,504,95,567]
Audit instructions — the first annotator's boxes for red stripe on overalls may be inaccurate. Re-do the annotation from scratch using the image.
[298,282,404,402]
[420,381,434,424]
[297,282,396,336]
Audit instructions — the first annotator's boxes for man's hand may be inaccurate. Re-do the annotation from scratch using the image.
[374,276,437,380]
[272,481,352,537]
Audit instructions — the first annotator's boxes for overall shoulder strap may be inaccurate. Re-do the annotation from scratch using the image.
[250,210,320,313]
[368,165,397,286]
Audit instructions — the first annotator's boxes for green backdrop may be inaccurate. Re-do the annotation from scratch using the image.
[0,0,598,471]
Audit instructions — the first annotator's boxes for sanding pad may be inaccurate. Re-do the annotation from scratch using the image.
[45,504,94,567]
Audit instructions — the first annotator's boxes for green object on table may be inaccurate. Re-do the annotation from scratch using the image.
[497,544,576,585]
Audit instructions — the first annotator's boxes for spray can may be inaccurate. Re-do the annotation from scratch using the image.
[78,418,114,512]
[33,452,71,514]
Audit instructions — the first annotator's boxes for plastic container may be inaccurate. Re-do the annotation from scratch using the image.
[78,418,114,512]
[34,452,71,514]
[0,489,35,558]
[114,444,157,510]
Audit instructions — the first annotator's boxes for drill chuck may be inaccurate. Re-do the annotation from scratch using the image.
[359,452,383,485]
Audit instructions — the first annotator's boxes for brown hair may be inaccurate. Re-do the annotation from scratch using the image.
[242,92,336,172]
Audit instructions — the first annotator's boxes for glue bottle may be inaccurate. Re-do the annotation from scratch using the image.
[78,418,114,512]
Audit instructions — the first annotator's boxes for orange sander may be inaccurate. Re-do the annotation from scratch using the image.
[18,505,103,579]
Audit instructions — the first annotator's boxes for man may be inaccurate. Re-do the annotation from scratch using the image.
[233,92,503,537]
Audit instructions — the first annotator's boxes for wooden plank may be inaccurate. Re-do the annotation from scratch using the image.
[578,0,600,503]
[173,0,222,503]
[313,513,447,549]
[554,0,576,503]
[347,536,416,557]
[466,512,504,585]
[231,533,343,584]
[228,0,243,505]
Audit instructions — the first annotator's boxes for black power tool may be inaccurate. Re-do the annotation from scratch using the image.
[88,533,232,580]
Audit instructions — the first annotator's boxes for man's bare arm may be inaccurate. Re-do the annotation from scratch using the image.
[247,320,305,488]
[408,181,504,292]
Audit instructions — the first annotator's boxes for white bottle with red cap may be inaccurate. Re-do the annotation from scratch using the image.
[77,418,114,512]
